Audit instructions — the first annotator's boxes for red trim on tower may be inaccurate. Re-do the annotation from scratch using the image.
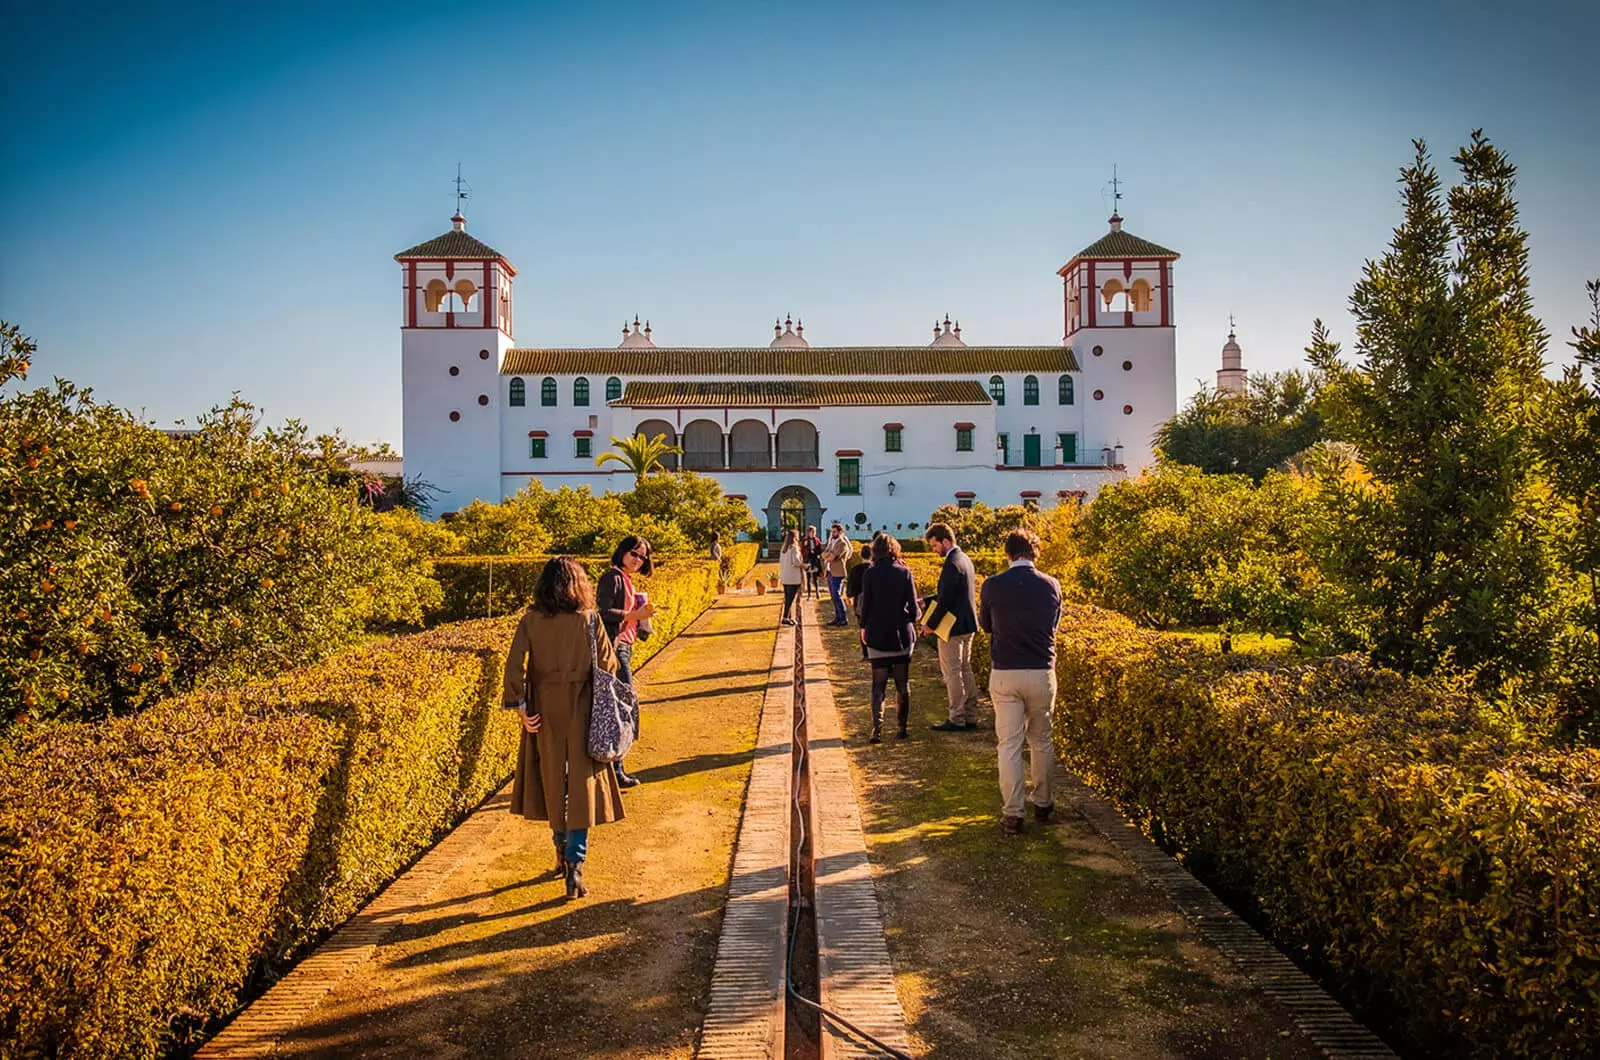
[1087,261,1097,328]
[1161,259,1172,327]
[406,262,417,327]
[1122,259,1133,280]
[484,263,494,330]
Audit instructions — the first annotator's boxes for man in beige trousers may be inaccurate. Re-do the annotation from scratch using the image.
[977,528,1062,835]
[923,522,979,731]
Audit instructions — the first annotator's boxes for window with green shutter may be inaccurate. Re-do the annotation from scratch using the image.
[838,458,860,495]
[1023,374,1039,405]
[956,427,973,451]
[541,377,557,406]
[989,375,1005,405]
[575,436,591,459]
[509,378,526,406]
[606,376,622,402]
[1057,432,1077,463]
[997,432,1010,464]
[574,378,590,407]
[885,427,902,452]
[529,437,546,458]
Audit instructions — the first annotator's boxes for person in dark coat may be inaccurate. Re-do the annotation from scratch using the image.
[596,535,655,788]
[503,556,624,900]
[856,534,922,742]
[845,542,871,619]
[923,521,980,731]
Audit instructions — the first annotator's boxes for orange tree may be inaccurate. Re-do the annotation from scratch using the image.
[0,323,440,726]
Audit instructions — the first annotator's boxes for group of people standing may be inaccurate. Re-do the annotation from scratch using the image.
[777,524,851,627]
[497,519,1064,905]
[500,536,656,900]
[791,521,1065,835]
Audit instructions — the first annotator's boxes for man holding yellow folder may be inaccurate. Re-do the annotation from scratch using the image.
[923,522,980,731]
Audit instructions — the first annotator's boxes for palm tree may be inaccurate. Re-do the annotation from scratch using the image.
[595,432,683,477]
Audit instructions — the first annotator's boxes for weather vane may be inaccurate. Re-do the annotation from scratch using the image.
[1106,164,1123,216]
[453,163,471,215]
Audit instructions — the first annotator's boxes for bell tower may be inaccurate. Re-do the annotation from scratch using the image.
[395,210,516,516]
[1057,209,1179,473]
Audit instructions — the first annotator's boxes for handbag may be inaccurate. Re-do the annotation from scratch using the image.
[585,614,639,763]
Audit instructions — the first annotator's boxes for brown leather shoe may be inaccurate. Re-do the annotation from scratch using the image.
[1002,815,1023,836]
[1032,802,1054,824]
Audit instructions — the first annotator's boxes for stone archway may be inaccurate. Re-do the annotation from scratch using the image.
[763,484,824,542]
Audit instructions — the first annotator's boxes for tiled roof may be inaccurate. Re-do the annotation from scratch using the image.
[394,229,508,261]
[613,380,994,407]
[1066,228,1179,264]
[501,346,1079,376]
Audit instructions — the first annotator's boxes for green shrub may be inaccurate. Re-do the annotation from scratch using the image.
[1,386,441,727]
[1053,603,1600,1057]
[0,560,730,1057]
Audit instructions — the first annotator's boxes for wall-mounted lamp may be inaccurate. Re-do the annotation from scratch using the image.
[887,480,896,496]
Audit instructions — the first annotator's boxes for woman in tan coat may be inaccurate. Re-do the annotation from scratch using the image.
[502,556,625,899]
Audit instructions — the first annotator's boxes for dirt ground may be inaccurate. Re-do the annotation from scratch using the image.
[810,598,1319,1060]
[271,583,780,1059]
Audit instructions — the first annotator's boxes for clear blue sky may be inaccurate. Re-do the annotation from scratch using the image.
[3,0,1596,447]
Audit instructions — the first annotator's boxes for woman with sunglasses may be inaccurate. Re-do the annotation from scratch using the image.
[597,534,656,788]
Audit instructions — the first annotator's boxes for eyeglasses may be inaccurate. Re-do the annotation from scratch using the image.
[627,550,648,560]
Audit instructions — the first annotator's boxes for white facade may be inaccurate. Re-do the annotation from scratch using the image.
[397,212,1181,536]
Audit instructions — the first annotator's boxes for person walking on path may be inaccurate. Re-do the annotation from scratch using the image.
[923,521,980,731]
[857,534,921,743]
[502,556,625,900]
[597,535,656,789]
[823,523,852,626]
[979,528,1063,836]
[846,541,871,620]
[710,532,725,580]
[801,526,824,599]
[778,528,805,626]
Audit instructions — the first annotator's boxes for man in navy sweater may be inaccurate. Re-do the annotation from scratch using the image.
[978,528,1062,835]
[923,522,979,731]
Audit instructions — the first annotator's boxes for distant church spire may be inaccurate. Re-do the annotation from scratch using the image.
[1217,317,1248,395]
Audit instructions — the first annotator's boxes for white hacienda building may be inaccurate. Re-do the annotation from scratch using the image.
[398,210,1185,538]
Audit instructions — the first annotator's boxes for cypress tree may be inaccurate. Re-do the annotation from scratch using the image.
[1311,133,1557,685]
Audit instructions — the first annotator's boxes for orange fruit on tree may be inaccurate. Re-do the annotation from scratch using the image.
[128,662,143,674]
[279,481,290,495]
[210,505,223,517]
[170,501,182,512]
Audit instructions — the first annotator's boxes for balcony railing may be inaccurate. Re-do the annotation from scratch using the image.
[682,450,723,471]
[776,448,817,468]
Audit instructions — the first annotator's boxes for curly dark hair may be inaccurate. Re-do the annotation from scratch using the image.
[870,534,902,562]
[532,556,595,616]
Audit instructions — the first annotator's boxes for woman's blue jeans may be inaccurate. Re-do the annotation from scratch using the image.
[552,827,589,864]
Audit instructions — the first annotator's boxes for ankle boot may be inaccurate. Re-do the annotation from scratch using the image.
[896,699,910,738]
[555,850,567,878]
[565,861,587,899]
[870,722,882,744]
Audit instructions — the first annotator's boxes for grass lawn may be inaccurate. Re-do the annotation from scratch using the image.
[811,598,1317,1059]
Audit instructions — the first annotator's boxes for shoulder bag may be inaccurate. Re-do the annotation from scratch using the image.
[585,613,639,763]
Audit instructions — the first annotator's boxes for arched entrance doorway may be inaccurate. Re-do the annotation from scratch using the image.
[764,484,824,542]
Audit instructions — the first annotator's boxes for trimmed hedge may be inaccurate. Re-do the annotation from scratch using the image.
[432,544,758,625]
[1052,602,1600,1057]
[0,558,734,1058]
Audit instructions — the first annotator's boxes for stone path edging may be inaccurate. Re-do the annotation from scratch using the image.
[801,610,914,1060]
[1053,769,1398,1058]
[196,786,513,1058]
[696,622,794,1059]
